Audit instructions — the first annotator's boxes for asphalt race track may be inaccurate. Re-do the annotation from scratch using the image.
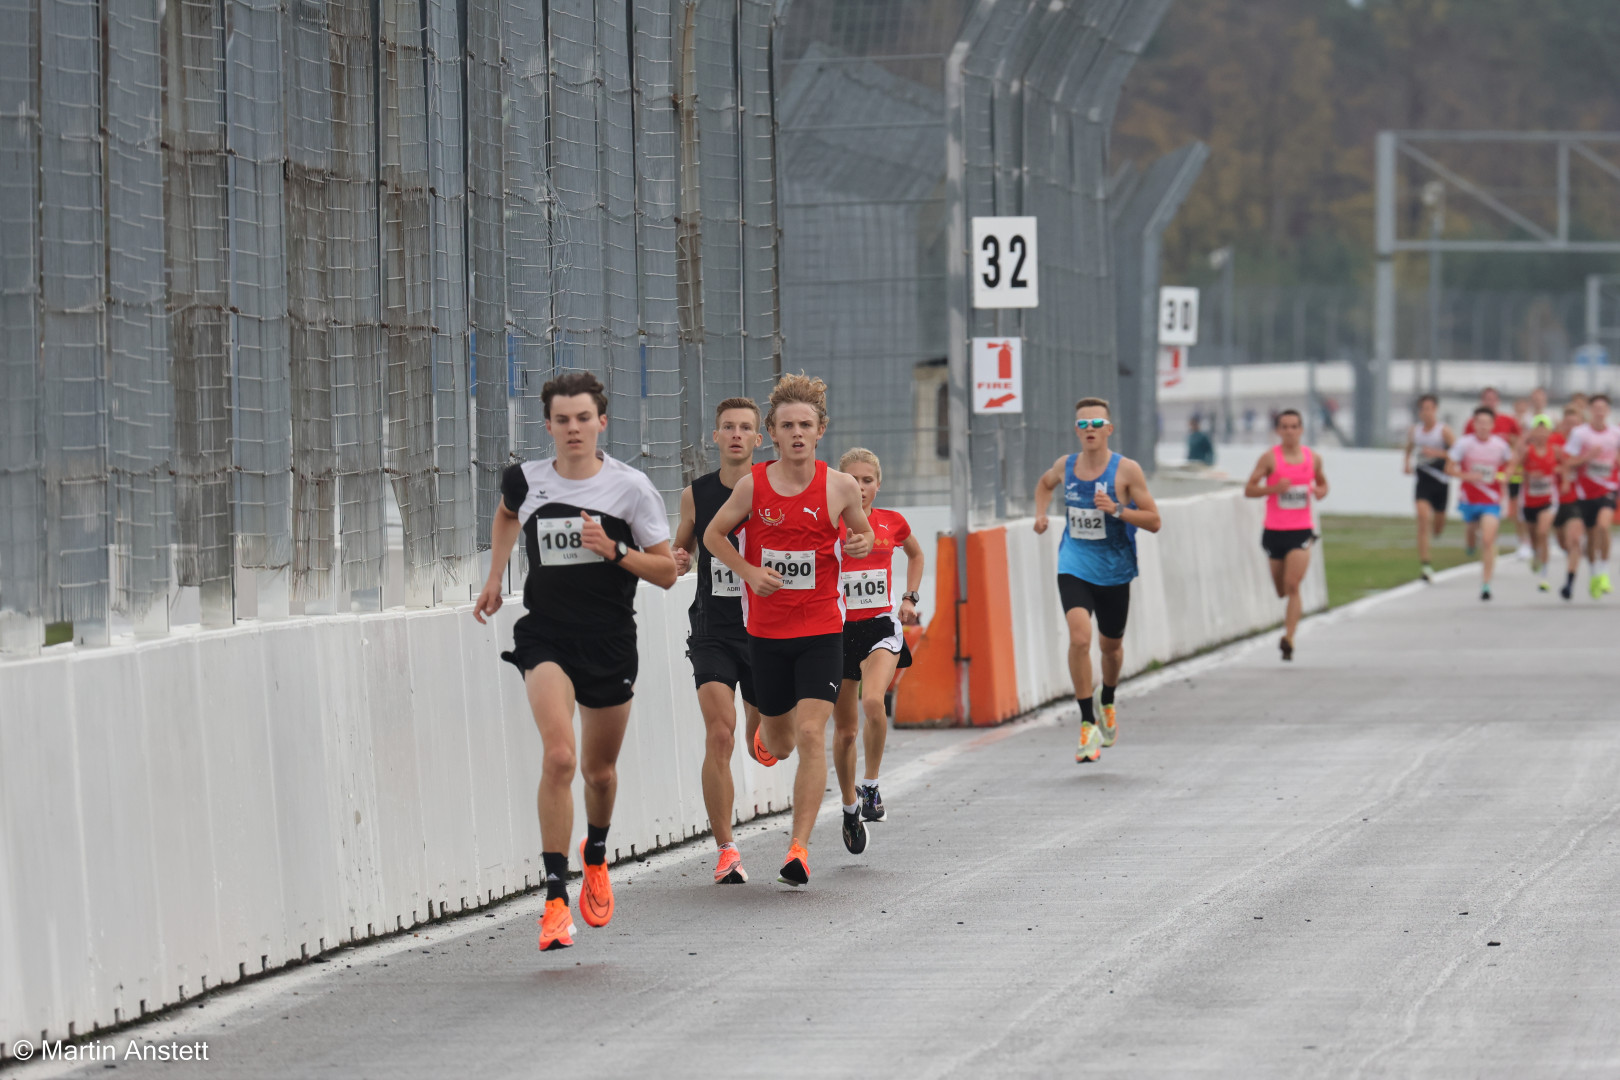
[28,561,1620,1079]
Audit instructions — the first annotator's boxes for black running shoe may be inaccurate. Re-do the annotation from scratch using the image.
[857,784,886,822]
[841,810,868,855]
[1561,580,1574,601]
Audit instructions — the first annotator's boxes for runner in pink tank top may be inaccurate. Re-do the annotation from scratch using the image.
[1245,409,1329,661]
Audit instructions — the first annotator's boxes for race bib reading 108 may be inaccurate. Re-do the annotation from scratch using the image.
[535,517,604,566]
[761,548,816,589]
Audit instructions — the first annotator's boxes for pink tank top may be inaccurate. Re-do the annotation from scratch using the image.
[1264,445,1315,530]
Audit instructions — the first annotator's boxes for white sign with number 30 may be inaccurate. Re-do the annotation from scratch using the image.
[1158,286,1199,346]
[972,216,1038,309]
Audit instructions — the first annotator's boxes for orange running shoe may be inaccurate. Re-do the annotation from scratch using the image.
[752,727,779,767]
[777,840,810,886]
[538,897,576,951]
[578,838,614,927]
[1099,703,1118,748]
[714,844,748,884]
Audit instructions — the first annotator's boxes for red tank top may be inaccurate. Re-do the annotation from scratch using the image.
[1522,444,1558,508]
[742,460,844,638]
[838,507,912,622]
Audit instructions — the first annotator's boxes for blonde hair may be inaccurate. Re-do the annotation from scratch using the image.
[839,447,881,482]
[766,372,829,429]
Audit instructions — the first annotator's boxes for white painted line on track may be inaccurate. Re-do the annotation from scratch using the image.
[8,565,1469,1078]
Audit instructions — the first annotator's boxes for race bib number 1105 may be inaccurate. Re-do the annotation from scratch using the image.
[840,570,888,610]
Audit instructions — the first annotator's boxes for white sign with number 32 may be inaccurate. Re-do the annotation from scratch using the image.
[972,216,1039,309]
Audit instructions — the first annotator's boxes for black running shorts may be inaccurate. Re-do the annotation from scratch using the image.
[687,632,758,707]
[1579,493,1617,529]
[1507,481,1522,501]
[1261,528,1316,562]
[1520,502,1553,525]
[1057,574,1131,641]
[840,614,914,683]
[1555,502,1581,529]
[748,632,843,717]
[1415,472,1449,513]
[501,614,637,709]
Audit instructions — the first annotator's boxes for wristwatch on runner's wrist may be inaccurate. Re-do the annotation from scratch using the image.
[611,541,629,563]
[902,591,921,604]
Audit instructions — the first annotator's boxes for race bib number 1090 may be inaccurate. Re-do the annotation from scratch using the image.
[840,570,888,610]
[762,548,816,590]
[535,517,604,566]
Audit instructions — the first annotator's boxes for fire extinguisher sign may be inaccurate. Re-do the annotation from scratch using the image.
[971,337,1023,414]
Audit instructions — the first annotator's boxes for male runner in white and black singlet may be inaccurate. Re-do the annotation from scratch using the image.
[704,374,874,887]
[473,371,677,953]
[1403,393,1453,583]
[671,397,764,885]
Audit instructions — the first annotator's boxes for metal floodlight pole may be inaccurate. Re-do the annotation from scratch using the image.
[1586,275,1602,395]
[1209,246,1234,442]
[1373,131,1397,448]
[945,28,974,727]
[1423,180,1445,396]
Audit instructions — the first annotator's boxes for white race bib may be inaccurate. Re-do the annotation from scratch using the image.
[840,569,888,610]
[1277,487,1309,510]
[535,517,604,566]
[709,560,743,598]
[1587,460,1613,482]
[762,548,816,590]
[1474,463,1498,483]
[1528,475,1554,498]
[1067,505,1106,541]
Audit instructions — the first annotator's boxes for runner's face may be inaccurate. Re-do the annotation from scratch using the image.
[1419,400,1436,423]
[1472,413,1494,440]
[1592,400,1611,425]
[1532,390,1547,412]
[712,409,762,463]
[1276,415,1302,446]
[545,394,606,458]
[1481,389,1499,410]
[846,461,880,511]
[769,402,824,461]
[1074,407,1111,450]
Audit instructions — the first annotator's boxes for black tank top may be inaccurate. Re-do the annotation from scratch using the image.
[689,470,746,638]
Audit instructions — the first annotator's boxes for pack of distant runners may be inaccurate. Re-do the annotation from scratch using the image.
[1404,386,1618,602]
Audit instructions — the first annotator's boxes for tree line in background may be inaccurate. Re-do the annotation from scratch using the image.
[1114,0,1620,296]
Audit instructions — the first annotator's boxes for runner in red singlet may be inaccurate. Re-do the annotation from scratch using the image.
[703,374,874,887]
[1551,405,1583,600]
[1514,414,1558,592]
[831,448,924,844]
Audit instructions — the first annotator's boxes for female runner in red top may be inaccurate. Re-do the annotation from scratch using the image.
[1515,413,1559,592]
[704,374,873,886]
[831,448,924,843]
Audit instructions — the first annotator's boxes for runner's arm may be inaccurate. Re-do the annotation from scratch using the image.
[1243,451,1283,498]
[1032,456,1066,533]
[703,474,780,595]
[1114,459,1162,533]
[671,484,696,575]
[832,470,875,558]
[473,500,522,624]
[1402,431,1414,474]
[1312,452,1330,501]
[899,533,925,625]
[580,512,678,589]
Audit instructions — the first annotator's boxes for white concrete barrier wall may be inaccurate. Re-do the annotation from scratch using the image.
[1158,443,1456,520]
[1004,488,1328,710]
[0,576,792,1045]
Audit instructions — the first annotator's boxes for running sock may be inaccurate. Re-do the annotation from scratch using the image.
[542,851,570,902]
[1567,571,1578,587]
[718,841,737,853]
[1078,696,1095,725]
[583,823,610,866]
[1100,684,1116,707]
[842,802,858,816]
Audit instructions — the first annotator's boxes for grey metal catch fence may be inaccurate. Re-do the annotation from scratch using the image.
[0,0,1189,653]
[777,0,1171,518]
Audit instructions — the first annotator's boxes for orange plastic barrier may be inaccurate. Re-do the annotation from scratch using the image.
[893,527,1021,727]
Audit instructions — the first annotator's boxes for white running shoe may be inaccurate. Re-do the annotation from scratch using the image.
[1515,544,1534,561]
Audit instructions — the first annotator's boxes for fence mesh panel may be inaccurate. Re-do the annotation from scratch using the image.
[0,0,44,635]
[2,0,1178,647]
[40,0,108,628]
